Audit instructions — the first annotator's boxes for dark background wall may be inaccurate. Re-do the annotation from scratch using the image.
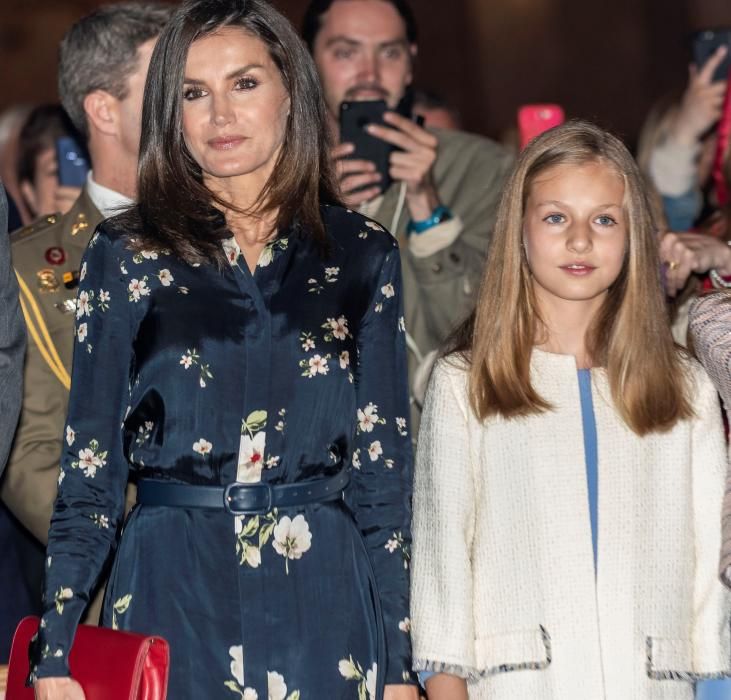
[2,0,730,145]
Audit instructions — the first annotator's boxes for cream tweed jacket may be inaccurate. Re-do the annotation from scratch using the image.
[410,350,731,700]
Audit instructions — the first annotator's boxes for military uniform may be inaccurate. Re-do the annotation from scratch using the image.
[1,189,132,623]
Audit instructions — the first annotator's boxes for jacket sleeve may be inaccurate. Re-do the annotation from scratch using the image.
[689,293,731,585]
[349,242,415,685]
[410,360,477,677]
[403,139,513,344]
[0,183,25,476]
[690,368,731,674]
[32,228,136,680]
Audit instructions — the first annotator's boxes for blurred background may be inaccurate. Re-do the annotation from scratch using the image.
[2,0,731,146]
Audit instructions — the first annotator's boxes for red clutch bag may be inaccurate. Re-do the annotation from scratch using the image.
[6,616,169,700]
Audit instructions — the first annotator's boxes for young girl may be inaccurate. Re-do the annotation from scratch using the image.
[410,120,731,700]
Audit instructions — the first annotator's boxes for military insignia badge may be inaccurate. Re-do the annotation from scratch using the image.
[63,270,80,290]
[37,268,60,293]
[71,212,89,237]
[55,299,77,314]
[45,246,66,265]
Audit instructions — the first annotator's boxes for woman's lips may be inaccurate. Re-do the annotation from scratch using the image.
[560,263,596,276]
[208,136,247,150]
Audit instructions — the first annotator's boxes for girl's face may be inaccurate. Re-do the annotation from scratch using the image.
[522,160,627,312]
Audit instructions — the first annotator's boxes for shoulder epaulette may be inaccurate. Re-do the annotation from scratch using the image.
[10,213,61,243]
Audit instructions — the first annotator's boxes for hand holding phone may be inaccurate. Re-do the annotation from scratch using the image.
[692,29,731,84]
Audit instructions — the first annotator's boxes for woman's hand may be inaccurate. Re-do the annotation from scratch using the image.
[384,683,420,700]
[34,677,86,700]
[660,231,731,296]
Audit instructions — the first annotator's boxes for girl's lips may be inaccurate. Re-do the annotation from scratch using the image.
[560,264,596,276]
[208,136,247,150]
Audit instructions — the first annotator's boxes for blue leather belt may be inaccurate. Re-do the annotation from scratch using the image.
[137,469,349,516]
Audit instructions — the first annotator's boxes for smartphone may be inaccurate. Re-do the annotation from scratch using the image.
[55,136,90,188]
[692,29,731,83]
[518,105,565,149]
[340,99,394,192]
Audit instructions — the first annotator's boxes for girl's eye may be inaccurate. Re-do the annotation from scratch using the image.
[183,86,205,101]
[544,214,565,225]
[595,215,617,226]
[235,76,259,91]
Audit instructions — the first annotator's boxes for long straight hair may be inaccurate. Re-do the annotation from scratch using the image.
[119,0,340,265]
[449,120,693,435]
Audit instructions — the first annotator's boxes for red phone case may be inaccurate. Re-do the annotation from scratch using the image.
[518,105,565,149]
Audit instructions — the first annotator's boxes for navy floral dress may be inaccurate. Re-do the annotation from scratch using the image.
[32,206,414,699]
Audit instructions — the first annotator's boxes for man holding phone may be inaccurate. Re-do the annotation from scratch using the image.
[303,0,513,427]
[2,2,172,626]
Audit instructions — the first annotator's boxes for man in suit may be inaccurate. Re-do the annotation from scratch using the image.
[1,2,172,624]
[303,0,513,425]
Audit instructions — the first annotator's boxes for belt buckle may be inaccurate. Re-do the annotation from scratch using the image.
[223,482,273,516]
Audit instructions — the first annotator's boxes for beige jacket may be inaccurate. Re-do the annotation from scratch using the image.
[411,352,730,700]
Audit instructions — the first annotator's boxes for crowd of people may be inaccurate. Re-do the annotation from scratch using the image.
[1,0,731,698]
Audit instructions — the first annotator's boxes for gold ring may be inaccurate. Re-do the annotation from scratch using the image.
[668,260,679,271]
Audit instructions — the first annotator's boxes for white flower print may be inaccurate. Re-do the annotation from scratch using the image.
[398,316,406,332]
[158,269,174,286]
[54,586,73,614]
[57,470,65,486]
[141,250,158,260]
[72,440,107,478]
[79,261,87,281]
[307,354,329,377]
[338,658,359,680]
[323,315,350,341]
[365,220,384,232]
[76,290,92,319]
[237,431,266,483]
[300,332,316,352]
[65,426,75,446]
[357,403,384,433]
[180,353,193,368]
[128,278,150,301]
[352,449,362,470]
[385,537,399,553]
[90,513,110,529]
[368,441,383,462]
[230,645,245,686]
[339,656,377,699]
[77,323,88,343]
[272,514,312,574]
[267,671,287,700]
[98,290,110,304]
[395,417,408,437]
[193,439,213,456]
[365,663,377,699]
[339,351,350,369]
[381,282,395,298]
[244,691,258,700]
[398,617,411,633]
[258,246,274,268]
[324,266,340,283]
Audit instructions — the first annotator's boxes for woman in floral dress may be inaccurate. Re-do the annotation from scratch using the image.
[32,2,416,699]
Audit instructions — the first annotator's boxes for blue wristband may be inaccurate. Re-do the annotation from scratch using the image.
[408,205,453,234]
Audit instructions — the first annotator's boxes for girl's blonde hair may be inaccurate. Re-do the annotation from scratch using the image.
[449,119,693,435]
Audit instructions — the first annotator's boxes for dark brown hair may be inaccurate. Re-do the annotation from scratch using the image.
[448,120,693,436]
[120,0,340,265]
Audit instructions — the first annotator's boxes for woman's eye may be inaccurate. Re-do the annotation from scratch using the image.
[544,214,564,225]
[595,215,617,226]
[235,77,259,91]
[183,86,205,101]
